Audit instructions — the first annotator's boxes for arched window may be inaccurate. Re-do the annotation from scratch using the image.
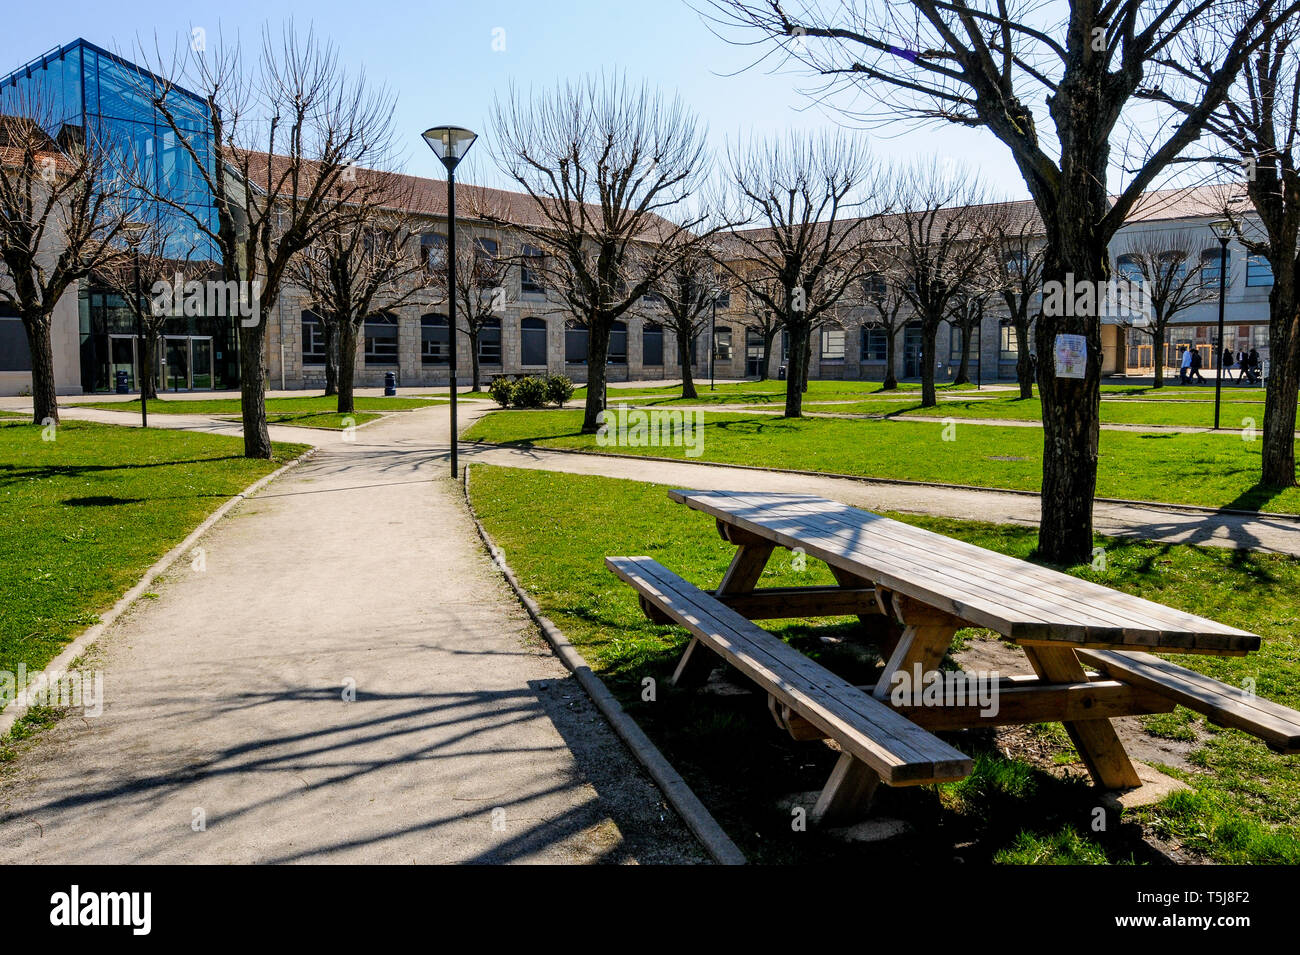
[1201,248,1230,289]
[1115,253,1144,283]
[565,320,588,364]
[609,321,628,364]
[421,314,448,365]
[642,322,664,366]
[421,233,447,273]
[713,325,734,361]
[364,311,399,365]
[478,316,502,364]
[1247,252,1273,287]
[520,245,546,294]
[521,317,547,366]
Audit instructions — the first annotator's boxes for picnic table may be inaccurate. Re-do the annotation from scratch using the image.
[606,490,1300,825]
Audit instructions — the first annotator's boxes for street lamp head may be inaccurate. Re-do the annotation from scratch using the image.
[1210,218,1234,243]
[422,126,477,171]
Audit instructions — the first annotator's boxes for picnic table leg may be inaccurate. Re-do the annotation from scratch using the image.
[671,541,775,688]
[830,567,903,657]
[810,752,881,826]
[1022,646,1142,790]
[871,595,962,701]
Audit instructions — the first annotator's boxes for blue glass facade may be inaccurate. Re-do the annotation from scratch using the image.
[1,40,236,391]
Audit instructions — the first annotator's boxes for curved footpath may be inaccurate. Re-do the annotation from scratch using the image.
[0,405,703,864]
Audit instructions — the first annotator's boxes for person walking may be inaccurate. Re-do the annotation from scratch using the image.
[1189,347,1205,383]
[1223,346,1236,381]
[1179,346,1192,385]
[1248,347,1262,386]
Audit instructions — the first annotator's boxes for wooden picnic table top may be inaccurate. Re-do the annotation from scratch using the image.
[668,489,1261,655]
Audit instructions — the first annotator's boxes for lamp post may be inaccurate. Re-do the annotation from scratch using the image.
[1210,219,1233,430]
[422,126,478,478]
[710,287,719,392]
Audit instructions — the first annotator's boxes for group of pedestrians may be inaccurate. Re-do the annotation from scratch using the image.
[1177,345,1261,385]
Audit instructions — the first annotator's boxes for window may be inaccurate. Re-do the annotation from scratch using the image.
[820,326,846,361]
[862,273,887,299]
[421,233,447,273]
[643,322,664,366]
[520,245,545,294]
[1115,253,1143,283]
[520,317,547,366]
[714,290,730,309]
[565,321,588,364]
[301,309,333,366]
[1004,253,1030,278]
[1201,248,1229,289]
[862,326,888,361]
[421,314,449,365]
[478,316,502,364]
[1157,250,1187,283]
[1247,252,1274,287]
[1000,325,1019,361]
[949,329,966,363]
[713,326,733,361]
[474,237,500,287]
[0,304,30,371]
[364,312,399,365]
[609,321,628,364]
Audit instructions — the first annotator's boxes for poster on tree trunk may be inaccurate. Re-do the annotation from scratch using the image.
[1054,334,1086,379]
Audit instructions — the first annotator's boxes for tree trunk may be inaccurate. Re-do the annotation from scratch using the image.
[784,324,809,417]
[952,324,972,386]
[469,327,481,392]
[882,326,899,390]
[581,319,611,434]
[1152,326,1165,389]
[1015,318,1034,399]
[1034,252,1104,565]
[323,318,338,397]
[23,313,58,425]
[761,329,777,382]
[1261,292,1299,487]
[141,329,159,400]
[337,320,359,415]
[920,319,940,408]
[239,321,273,459]
[677,328,697,399]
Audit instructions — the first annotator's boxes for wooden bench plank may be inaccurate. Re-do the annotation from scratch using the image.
[669,489,1260,653]
[606,556,972,785]
[1078,649,1300,754]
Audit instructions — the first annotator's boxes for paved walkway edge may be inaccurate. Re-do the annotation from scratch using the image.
[0,446,320,739]
[467,440,1300,524]
[462,465,746,866]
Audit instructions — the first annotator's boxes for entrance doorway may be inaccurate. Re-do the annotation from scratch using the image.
[745,329,765,377]
[108,335,137,390]
[903,323,923,378]
[157,336,215,391]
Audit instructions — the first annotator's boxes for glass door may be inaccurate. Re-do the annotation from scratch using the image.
[190,337,214,389]
[903,324,923,378]
[109,335,137,390]
[161,336,190,391]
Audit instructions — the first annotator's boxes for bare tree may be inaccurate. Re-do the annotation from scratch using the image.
[721,131,881,416]
[988,204,1045,399]
[134,25,399,457]
[860,266,909,390]
[0,95,139,424]
[647,242,727,398]
[873,159,998,407]
[1164,11,1300,485]
[1111,228,1217,388]
[737,274,785,382]
[95,209,213,402]
[945,289,992,386]
[292,174,426,414]
[490,75,716,433]
[701,0,1299,562]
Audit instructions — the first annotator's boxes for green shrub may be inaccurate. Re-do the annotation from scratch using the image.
[488,377,513,408]
[511,375,548,409]
[544,374,575,407]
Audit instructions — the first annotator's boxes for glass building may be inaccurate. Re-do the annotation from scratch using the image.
[0,39,238,392]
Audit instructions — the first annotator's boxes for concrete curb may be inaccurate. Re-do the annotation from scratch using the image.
[0,445,319,739]
[460,465,747,866]
[465,439,1300,525]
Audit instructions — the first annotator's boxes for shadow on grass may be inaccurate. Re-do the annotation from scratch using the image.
[1225,481,1300,513]
[62,495,147,507]
[0,456,247,486]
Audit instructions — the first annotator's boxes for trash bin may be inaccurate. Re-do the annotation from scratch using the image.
[115,370,130,394]
[384,371,397,397]
[777,363,787,381]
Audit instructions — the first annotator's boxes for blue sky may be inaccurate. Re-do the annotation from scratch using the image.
[0,0,1038,199]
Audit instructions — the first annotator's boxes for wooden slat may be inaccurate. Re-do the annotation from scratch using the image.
[606,556,972,785]
[668,489,1259,653]
[1078,649,1300,754]
[890,679,1175,729]
[705,586,881,619]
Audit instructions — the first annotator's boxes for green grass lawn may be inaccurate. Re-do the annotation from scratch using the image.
[467,464,1300,864]
[464,408,1300,513]
[0,420,307,702]
[574,379,983,405]
[214,411,382,430]
[71,395,444,416]
[787,395,1270,429]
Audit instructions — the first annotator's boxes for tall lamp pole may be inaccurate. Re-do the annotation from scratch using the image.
[1210,219,1233,430]
[710,288,718,391]
[422,126,478,478]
